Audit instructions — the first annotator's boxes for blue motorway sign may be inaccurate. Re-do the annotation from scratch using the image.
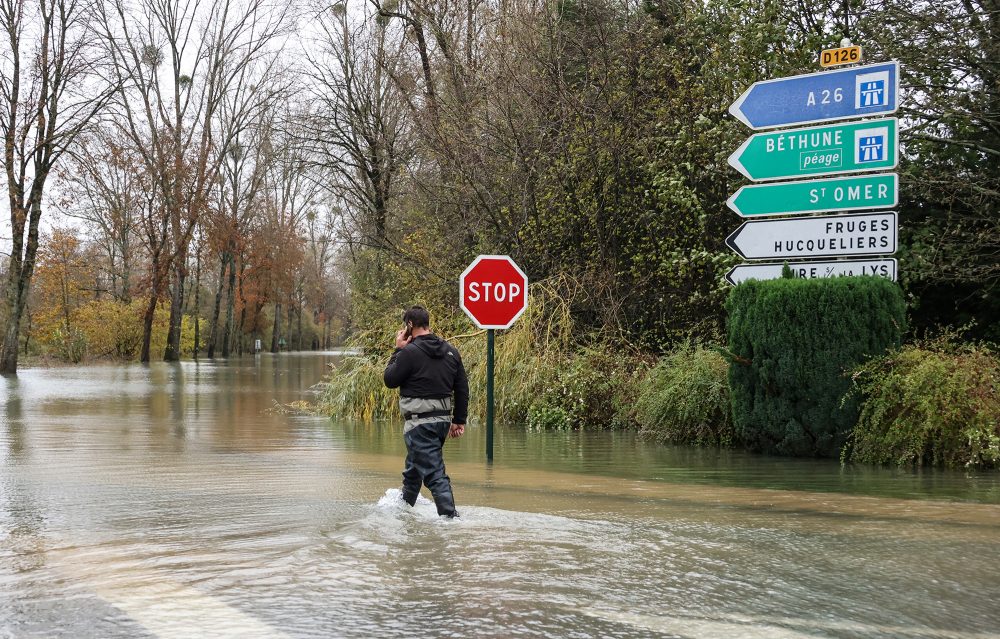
[729,62,899,130]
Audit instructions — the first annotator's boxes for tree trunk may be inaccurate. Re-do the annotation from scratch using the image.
[206,254,228,358]
[21,309,32,355]
[235,262,248,355]
[237,306,247,355]
[163,259,186,361]
[0,287,25,373]
[271,302,281,353]
[140,292,158,363]
[139,250,168,364]
[0,198,44,375]
[221,254,237,358]
[120,239,132,303]
[193,248,201,360]
[296,304,303,351]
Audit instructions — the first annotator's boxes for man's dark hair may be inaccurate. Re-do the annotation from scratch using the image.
[403,305,430,328]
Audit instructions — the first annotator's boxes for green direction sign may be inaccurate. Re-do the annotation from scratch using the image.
[727,173,897,217]
[728,118,898,182]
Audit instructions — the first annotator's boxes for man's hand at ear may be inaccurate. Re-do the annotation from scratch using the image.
[395,329,412,349]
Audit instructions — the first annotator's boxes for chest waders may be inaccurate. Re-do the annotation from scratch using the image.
[401,421,458,518]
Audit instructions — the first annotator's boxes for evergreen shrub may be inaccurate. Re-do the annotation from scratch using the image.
[635,344,734,446]
[845,337,1000,468]
[726,276,905,457]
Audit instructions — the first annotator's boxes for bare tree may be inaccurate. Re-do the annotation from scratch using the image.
[96,0,288,362]
[263,114,320,352]
[302,202,342,347]
[206,95,275,358]
[0,0,114,374]
[55,127,146,302]
[303,0,411,255]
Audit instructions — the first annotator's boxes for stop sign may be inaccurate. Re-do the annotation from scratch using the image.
[459,255,528,329]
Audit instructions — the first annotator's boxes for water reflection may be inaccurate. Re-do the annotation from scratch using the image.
[337,420,1000,504]
[0,353,998,639]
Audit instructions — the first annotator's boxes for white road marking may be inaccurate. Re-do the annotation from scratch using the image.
[578,607,1000,639]
[45,546,290,639]
[579,607,819,639]
[90,578,289,639]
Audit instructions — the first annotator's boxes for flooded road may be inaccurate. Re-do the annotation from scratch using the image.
[2,353,999,638]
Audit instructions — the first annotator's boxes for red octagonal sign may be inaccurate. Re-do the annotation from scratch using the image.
[460,255,528,329]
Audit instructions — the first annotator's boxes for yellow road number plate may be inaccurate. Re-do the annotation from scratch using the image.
[820,46,862,68]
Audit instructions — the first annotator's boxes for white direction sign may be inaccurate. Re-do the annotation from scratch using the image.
[726,212,897,261]
[726,258,897,285]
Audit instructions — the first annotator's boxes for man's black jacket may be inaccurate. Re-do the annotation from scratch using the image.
[383,334,469,424]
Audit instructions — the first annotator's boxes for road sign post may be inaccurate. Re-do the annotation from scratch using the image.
[729,118,898,182]
[725,53,902,288]
[459,255,529,462]
[729,61,897,129]
[486,329,495,462]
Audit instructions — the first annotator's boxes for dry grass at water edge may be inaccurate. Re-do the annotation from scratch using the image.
[317,280,575,424]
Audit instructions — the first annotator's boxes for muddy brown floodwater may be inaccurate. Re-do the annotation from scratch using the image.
[1,352,999,638]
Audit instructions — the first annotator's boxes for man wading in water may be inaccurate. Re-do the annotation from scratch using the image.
[383,306,469,518]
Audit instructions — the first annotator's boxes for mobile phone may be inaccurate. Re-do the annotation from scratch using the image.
[403,322,412,339]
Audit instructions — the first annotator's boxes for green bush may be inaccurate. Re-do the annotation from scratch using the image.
[844,337,1000,468]
[525,347,645,431]
[726,276,905,457]
[526,403,571,430]
[635,344,734,446]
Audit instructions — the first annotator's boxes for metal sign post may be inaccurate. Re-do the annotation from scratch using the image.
[486,329,495,462]
[459,255,528,463]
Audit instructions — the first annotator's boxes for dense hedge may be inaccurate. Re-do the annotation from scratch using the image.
[726,276,905,457]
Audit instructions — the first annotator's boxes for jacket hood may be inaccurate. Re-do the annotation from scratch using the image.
[411,334,448,358]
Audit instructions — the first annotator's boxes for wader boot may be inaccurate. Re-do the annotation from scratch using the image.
[401,421,459,518]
